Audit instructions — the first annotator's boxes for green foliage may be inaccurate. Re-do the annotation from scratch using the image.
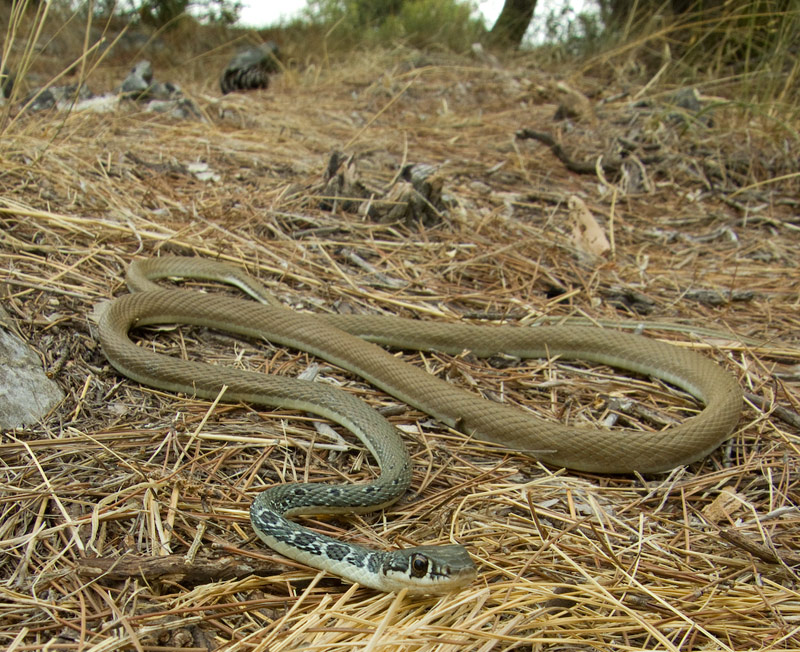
[135,0,189,26]
[681,0,798,72]
[586,0,800,124]
[301,0,486,52]
[539,3,605,55]
[201,0,243,24]
[111,0,243,27]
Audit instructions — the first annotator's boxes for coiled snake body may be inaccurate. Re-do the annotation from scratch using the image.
[97,257,742,594]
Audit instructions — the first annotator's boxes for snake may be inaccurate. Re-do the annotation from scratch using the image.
[96,256,742,594]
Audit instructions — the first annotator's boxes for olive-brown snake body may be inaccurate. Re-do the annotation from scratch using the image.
[96,257,742,591]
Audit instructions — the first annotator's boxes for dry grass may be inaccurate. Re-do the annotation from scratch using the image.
[1,39,799,652]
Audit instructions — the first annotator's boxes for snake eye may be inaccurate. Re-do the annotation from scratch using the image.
[410,554,429,578]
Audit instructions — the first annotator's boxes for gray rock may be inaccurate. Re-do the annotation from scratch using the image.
[27,83,92,111]
[130,60,153,83]
[120,60,154,98]
[0,327,63,429]
[149,81,181,100]
[146,97,202,121]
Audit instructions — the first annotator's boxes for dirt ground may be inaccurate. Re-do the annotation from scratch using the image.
[1,42,799,651]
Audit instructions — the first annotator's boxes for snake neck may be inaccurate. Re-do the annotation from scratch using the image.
[250,485,476,594]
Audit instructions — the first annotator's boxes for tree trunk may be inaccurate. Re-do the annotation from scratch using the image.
[489,0,538,48]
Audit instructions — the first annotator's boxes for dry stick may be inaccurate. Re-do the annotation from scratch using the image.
[76,553,285,583]
[718,528,800,567]
[744,391,800,429]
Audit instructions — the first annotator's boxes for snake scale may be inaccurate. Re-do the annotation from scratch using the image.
[97,256,742,593]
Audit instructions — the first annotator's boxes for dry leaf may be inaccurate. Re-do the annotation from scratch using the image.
[568,195,610,257]
[703,486,749,523]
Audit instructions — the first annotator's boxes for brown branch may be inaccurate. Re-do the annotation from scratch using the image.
[719,529,800,566]
[76,553,289,583]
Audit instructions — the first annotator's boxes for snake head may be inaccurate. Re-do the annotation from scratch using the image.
[380,544,476,595]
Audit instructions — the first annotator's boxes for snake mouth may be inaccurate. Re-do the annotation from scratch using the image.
[381,544,477,595]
